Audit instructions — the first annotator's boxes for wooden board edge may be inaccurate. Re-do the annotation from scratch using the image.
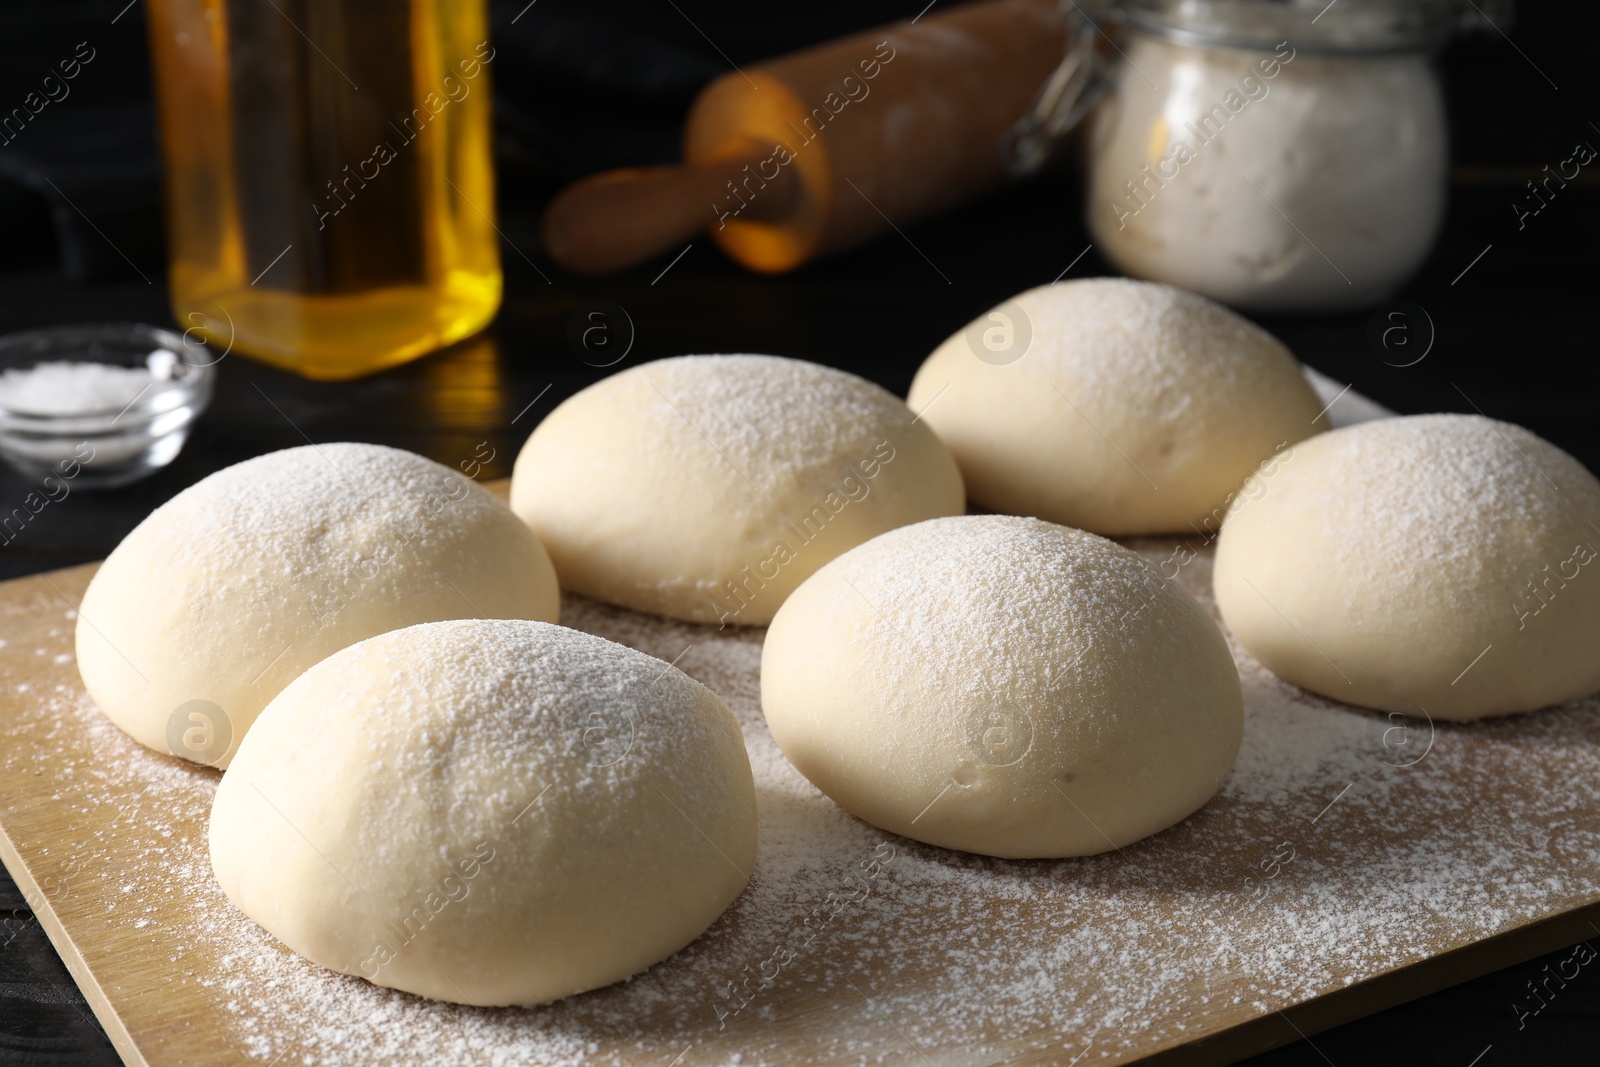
[0,560,100,594]
[0,560,138,1065]
[0,818,150,1067]
[1136,900,1600,1066]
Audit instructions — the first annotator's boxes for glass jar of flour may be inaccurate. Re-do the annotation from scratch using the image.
[1081,0,1462,312]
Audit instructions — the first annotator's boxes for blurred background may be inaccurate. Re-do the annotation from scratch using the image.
[0,0,1597,1063]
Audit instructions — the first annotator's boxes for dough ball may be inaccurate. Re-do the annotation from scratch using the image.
[209,619,757,1006]
[907,278,1324,535]
[77,444,559,768]
[760,515,1242,858]
[1214,414,1600,720]
[510,354,964,627]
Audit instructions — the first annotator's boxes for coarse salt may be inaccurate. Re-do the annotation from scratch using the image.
[0,354,174,416]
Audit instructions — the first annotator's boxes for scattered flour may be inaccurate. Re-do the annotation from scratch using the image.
[7,567,1600,1066]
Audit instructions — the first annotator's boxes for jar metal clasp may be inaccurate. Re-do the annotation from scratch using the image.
[1005,2,1110,177]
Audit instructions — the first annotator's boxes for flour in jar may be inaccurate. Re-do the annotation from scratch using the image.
[1086,33,1447,311]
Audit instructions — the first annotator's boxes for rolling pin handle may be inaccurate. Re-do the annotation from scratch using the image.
[541,145,791,276]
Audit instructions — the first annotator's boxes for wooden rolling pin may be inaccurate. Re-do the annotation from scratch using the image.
[543,0,1069,275]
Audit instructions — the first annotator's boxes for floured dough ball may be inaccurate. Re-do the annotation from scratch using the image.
[1214,414,1600,720]
[209,619,756,1006]
[510,354,964,627]
[907,278,1324,535]
[77,444,559,768]
[761,515,1242,858]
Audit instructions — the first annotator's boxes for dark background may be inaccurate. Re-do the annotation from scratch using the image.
[1,0,1598,1064]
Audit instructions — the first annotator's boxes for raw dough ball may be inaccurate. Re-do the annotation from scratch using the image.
[760,515,1242,858]
[77,444,559,768]
[1214,414,1600,720]
[510,354,964,627]
[907,278,1324,535]
[209,619,756,1006]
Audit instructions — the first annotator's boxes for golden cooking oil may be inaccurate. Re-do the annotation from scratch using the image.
[147,0,501,380]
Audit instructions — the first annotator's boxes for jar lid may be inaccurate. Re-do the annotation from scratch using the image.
[1117,0,1495,54]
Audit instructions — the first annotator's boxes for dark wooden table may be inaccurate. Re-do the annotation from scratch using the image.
[3,11,1600,1060]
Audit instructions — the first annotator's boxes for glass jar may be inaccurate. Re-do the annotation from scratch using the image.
[146,0,501,379]
[1081,0,1459,312]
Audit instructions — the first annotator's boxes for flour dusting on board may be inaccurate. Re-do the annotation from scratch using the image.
[9,569,1600,1067]
[7,376,1600,1067]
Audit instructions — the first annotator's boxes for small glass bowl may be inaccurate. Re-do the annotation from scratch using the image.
[0,323,216,490]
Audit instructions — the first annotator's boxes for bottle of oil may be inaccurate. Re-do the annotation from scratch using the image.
[146,0,501,380]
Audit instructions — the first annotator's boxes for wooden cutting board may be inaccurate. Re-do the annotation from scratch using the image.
[3,384,1599,1067]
